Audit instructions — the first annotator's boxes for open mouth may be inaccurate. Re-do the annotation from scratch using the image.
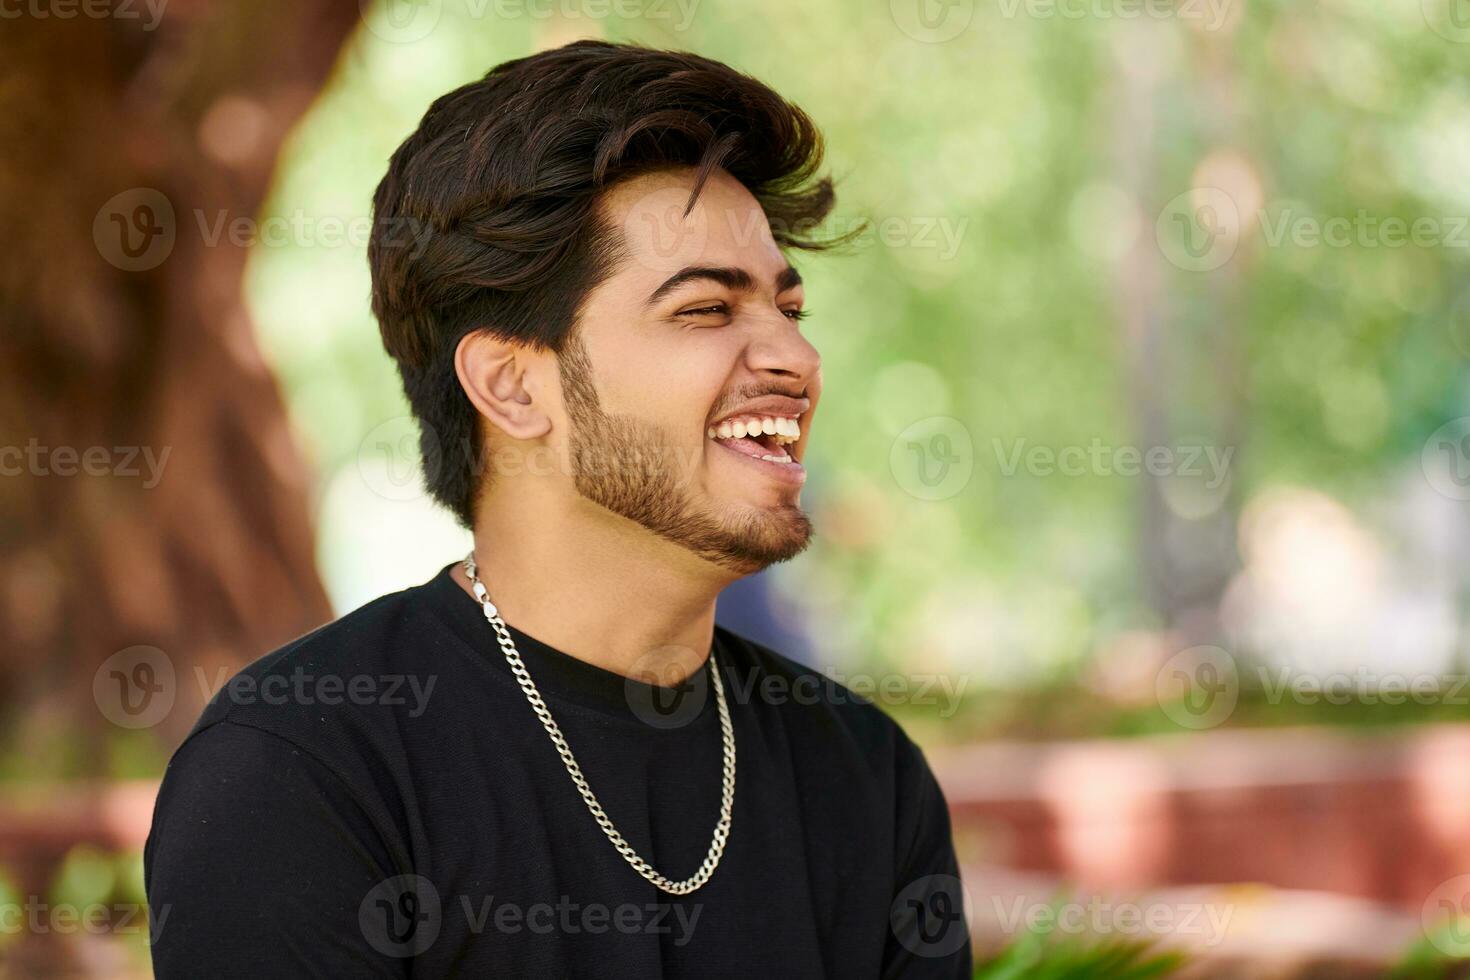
[705,414,802,465]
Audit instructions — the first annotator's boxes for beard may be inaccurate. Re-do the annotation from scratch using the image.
[557,337,812,573]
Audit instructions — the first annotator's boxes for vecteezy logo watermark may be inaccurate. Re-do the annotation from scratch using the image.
[624,184,712,274]
[992,438,1233,488]
[625,662,972,729]
[995,0,1232,31]
[891,874,971,958]
[1423,875,1470,956]
[624,646,709,730]
[891,417,974,501]
[890,0,974,42]
[93,188,176,272]
[991,895,1234,945]
[1421,0,1470,43]
[93,646,176,729]
[0,0,168,30]
[358,416,442,503]
[1155,187,1242,272]
[360,875,442,957]
[93,646,437,729]
[358,876,702,954]
[1154,645,1239,730]
[1158,190,1470,272]
[93,189,432,271]
[1422,417,1470,501]
[1154,654,1470,730]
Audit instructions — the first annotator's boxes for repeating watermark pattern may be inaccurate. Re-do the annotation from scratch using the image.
[891,417,974,501]
[1421,0,1470,43]
[460,895,701,945]
[1158,188,1470,272]
[1154,645,1239,730]
[890,0,975,43]
[93,188,176,272]
[360,0,700,43]
[991,895,1234,946]
[358,875,701,956]
[93,647,438,728]
[0,900,167,940]
[995,0,1233,31]
[1423,875,1470,957]
[195,665,437,719]
[0,0,168,30]
[993,437,1233,488]
[624,184,712,274]
[1155,188,1242,273]
[356,415,710,502]
[0,440,171,487]
[192,209,429,255]
[623,185,970,271]
[1155,647,1470,729]
[625,658,972,729]
[358,416,441,503]
[624,646,710,731]
[890,874,971,958]
[94,189,431,272]
[360,875,442,957]
[1422,417,1470,501]
[93,646,176,729]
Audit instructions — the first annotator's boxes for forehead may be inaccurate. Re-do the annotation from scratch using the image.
[598,167,791,281]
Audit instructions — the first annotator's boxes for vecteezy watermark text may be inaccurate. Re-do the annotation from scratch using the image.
[993,437,1233,489]
[1,440,170,487]
[992,895,1234,946]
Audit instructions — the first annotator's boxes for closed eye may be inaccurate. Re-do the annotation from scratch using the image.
[676,304,729,317]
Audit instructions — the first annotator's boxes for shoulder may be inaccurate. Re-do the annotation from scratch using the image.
[193,580,446,728]
[164,577,462,802]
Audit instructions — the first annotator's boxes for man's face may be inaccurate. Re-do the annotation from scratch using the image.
[560,167,821,574]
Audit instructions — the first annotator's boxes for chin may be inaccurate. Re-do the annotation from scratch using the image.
[698,499,813,573]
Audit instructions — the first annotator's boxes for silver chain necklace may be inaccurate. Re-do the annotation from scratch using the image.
[462,552,735,896]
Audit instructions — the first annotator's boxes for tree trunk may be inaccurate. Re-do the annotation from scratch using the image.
[0,1,361,762]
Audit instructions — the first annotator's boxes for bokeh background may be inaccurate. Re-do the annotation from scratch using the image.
[6,0,1470,975]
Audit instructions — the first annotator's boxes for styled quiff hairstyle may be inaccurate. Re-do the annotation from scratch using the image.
[368,39,841,527]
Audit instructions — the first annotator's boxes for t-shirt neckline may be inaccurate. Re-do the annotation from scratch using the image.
[419,561,720,725]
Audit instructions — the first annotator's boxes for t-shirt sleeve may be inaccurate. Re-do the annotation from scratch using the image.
[882,731,973,979]
[144,720,408,979]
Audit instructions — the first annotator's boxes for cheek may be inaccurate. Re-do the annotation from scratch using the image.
[610,340,734,429]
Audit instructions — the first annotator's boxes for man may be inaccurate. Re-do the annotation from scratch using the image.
[146,39,971,978]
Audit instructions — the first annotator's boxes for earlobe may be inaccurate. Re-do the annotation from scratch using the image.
[454,331,553,441]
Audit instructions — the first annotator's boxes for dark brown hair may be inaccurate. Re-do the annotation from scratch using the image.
[368,39,840,527]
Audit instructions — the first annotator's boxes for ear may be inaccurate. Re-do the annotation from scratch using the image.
[454,330,553,441]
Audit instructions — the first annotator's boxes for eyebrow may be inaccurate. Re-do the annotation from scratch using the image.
[644,265,803,307]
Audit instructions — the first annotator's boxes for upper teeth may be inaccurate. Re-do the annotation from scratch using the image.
[707,416,801,444]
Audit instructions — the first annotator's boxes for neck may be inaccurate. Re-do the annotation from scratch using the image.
[450,489,737,685]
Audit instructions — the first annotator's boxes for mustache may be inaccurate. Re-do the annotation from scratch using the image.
[709,382,809,418]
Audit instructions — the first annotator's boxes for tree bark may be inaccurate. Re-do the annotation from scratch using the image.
[0,1,361,760]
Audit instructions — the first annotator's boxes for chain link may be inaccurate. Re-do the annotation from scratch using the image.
[463,552,735,896]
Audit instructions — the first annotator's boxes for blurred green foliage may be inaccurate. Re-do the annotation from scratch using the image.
[248,1,1470,733]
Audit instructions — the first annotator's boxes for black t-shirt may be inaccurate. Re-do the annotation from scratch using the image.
[144,563,972,978]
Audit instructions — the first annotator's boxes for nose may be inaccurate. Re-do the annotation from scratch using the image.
[743,313,820,386]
